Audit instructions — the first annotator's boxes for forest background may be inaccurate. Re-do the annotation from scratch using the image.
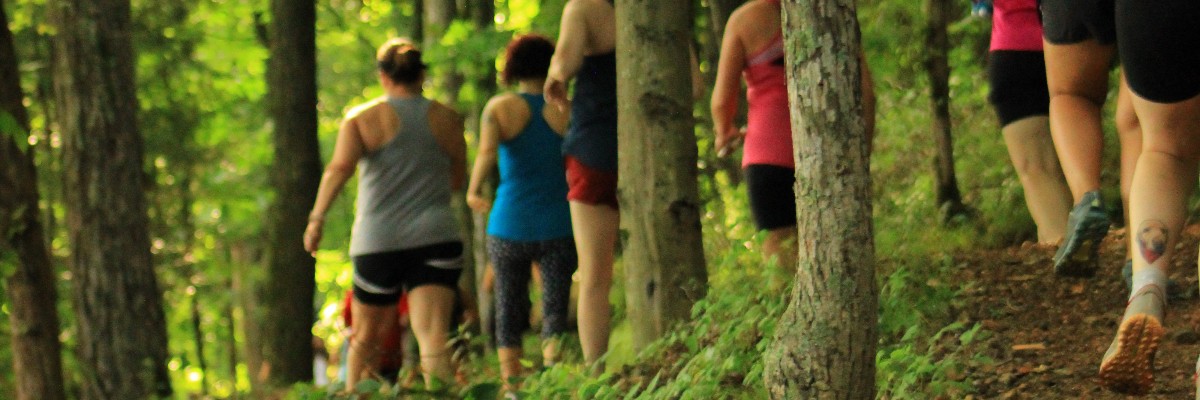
[0,0,1136,398]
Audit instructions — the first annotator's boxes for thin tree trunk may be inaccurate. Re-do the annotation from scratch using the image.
[261,0,320,385]
[49,0,172,397]
[615,0,708,349]
[470,0,497,350]
[412,0,425,43]
[424,0,463,104]
[763,0,877,398]
[233,244,266,389]
[925,0,965,219]
[0,2,67,399]
[191,288,209,395]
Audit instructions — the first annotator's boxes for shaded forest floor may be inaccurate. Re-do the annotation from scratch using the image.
[957,224,1200,399]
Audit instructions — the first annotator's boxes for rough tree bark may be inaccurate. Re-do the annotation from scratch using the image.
[49,0,173,397]
[615,0,708,349]
[925,0,965,219]
[261,0,320,385]
[762,0,877,399]
[0,2,67,399]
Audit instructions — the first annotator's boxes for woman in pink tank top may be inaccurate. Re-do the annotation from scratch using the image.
[710,0,875,268]
[985,0,1074,248]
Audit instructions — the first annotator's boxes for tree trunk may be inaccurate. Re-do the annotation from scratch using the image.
[470,0,497,350]
[0,2,68,399]
[615,0,708,350]
[49,0,172,397]
[261,0,320,386]
[762,0,877,399]
[925,0,965,219]
[190,288,209,395]
[424,0,463,105]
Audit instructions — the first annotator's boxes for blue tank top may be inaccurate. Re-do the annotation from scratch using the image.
[487,93,574,241]
[563,51,617,172]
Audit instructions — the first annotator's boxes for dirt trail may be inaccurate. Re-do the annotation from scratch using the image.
[958,225,1200,399]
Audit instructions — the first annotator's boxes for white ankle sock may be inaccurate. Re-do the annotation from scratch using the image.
[1130,266,1168,300]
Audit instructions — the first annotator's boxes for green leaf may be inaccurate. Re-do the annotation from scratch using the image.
[354,379,382,394]
[462,382,500,400]
[0,111,29,153]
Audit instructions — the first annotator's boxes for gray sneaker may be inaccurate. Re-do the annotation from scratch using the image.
[1098,284,1166,395]
[1054,190,1109,277]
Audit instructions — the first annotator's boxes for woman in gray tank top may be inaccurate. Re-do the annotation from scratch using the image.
[303,38,467,391]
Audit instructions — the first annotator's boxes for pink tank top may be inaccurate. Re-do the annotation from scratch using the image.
[990,0,1043,51]
[743,32,794,169]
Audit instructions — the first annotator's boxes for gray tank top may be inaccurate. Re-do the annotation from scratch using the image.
[349,96,460,256]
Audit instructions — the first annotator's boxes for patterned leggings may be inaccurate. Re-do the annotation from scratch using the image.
[487,236,577,348]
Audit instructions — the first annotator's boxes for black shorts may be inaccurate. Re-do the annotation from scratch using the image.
[1116,0,1200,103]
[988,51,1051,127]
[745,164,797,231]
[352,242,464,305]
[1039,0,1116,45]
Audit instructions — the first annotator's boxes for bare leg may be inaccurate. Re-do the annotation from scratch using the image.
[345,299,398,391]
[542,335,561,365]
[1098,93,1200,394]
[1001,116,1073,243]
[1045,39,1117,275]
[1043,39,1115,201]
[498,347,522,391]
[407,284,457,387]
[569,201,618,366]
[1115,74,1143,263]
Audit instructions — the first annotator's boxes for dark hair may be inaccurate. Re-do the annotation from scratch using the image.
[376,38,427,85]
[501,34,555,85]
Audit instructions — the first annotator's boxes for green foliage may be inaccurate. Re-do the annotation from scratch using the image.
[0,0,1063,397]
[0,111,29,153]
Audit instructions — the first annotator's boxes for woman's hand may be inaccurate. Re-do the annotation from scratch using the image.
[466,193,491,214]
[544,77,569,112]
[715,126,746,158]
[303,218,324,256]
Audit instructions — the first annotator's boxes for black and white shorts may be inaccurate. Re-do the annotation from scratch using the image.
[352,242,464,305]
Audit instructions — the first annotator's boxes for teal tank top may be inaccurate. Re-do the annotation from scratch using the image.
[486,93,574,241]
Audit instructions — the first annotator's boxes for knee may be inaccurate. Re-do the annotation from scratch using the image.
[1116,107,1140,137]
[1048,86,1107,108]
[1010,152,1061,178]
[1143,147,1200,165]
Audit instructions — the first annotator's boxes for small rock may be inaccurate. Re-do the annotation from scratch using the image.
[1173,330,1200,345]
[1053,368,1073,376]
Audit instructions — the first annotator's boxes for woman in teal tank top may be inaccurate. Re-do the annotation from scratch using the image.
[466,34,576,392]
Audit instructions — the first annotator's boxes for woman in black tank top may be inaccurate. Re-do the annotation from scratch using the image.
[543,0,620,370]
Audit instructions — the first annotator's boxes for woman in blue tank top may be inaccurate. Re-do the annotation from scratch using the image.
[466,34,576,391]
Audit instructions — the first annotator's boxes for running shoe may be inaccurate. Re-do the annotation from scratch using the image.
[1098,284,1166,395]
[1053,190,1109,277]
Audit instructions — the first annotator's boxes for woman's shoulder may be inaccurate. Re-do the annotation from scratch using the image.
[344,97,391,121]
[729,0,776,25]
[485,92,529,113]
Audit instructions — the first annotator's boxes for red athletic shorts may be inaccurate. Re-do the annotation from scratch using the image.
[565,156,618,209]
